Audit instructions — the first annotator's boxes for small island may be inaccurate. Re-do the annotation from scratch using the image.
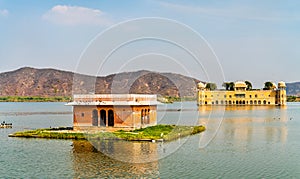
[9,125,205,141]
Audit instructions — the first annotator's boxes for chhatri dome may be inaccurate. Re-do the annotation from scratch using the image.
[234,81,247,88]
[197,82,206,89]
[278,81,286,88]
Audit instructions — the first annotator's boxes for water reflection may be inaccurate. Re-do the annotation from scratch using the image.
[198,105,289,149]
[88,139,159,163]
[72,140,159,178]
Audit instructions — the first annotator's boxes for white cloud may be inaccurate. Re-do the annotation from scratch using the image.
[42,5,112,26]
[0,9,9,17]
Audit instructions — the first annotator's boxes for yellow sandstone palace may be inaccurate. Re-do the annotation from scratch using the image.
[197,81,286,106]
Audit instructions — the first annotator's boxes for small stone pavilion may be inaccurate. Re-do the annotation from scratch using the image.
[66,94,158,131]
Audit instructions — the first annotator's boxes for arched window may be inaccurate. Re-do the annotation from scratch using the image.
[263,100,267,105]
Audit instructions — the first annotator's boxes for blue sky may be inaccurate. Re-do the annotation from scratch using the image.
[0,0,299,88]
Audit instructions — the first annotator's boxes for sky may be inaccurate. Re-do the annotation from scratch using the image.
[0,0,300,88]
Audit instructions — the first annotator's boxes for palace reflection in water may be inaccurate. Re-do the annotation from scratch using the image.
[72,140,159,178]
[198,105,288,150]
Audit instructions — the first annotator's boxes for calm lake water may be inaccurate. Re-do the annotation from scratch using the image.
[0,102,299,178]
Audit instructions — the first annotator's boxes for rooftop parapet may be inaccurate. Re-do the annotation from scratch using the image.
[66,94,159,106]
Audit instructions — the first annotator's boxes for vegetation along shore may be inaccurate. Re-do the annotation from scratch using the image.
[0,96,71,102]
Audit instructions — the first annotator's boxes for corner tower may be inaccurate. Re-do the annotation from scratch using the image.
[197,82,206,106]
[276,81,287,105]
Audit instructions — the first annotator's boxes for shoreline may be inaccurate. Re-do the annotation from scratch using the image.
[0,96,71,102]
[8,125,206,142]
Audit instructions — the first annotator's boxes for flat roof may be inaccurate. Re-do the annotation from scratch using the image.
[66,94,159,106]
[73,94,156,99]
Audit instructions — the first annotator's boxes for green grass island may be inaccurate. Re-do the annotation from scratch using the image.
[9,125,206,142]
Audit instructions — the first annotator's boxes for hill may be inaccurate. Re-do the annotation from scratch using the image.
[286,82,300,96]
[0,67,200,98]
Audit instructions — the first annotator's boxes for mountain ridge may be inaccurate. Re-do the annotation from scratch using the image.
[0,67,200,97]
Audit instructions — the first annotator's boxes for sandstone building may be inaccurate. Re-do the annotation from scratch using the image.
[67,94,158,131]
[197,81,286,106]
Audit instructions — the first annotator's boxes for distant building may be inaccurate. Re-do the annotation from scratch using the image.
[66,94,158,131]
[197,81,286,106]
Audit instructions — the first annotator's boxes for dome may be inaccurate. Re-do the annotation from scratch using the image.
[278,81,286,88]
[234,81,247,88]
[197,82,206,89]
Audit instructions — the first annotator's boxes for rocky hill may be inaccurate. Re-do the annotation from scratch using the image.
[0,67,200,97]
[286,82,300,96]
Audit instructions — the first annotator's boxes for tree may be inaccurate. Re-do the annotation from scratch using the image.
[222,82,229,90]
[205,83,217,90]
[229,82,234,90]
[245,81,252,90]
[264,81,274,90]
[222,82,234,91]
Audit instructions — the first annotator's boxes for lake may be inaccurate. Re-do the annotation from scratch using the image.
[0,102,299,178]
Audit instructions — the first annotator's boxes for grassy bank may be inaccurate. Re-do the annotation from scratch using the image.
[287,96,300,102]
[9,125,206,141]
[0,96,71,102]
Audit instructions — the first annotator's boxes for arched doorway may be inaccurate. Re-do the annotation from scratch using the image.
[100,110,106,126]
[108,110,114,127]
[92,109,98,126]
